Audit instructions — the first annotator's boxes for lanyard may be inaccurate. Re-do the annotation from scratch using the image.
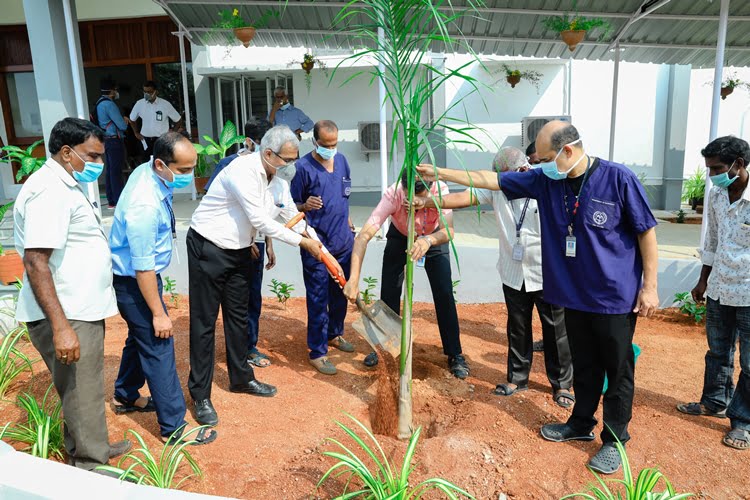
[514,198,531,239]
[563,156,591,237]
[164,197,176,239]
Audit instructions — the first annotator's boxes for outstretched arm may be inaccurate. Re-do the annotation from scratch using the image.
[417,164,501,191]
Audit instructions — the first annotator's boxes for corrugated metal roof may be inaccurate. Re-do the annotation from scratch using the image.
[157,0,750,67]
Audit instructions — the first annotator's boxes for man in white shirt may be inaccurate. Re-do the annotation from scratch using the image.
[678,136,750,451]
[13,118,130,475]
[414,147,574,408]
[129,80,182,157]
[187,125,322,427]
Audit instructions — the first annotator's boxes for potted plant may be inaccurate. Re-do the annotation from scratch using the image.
[719,74,750,100]
[215,8,280,48]
[193,120,245,193]
[542,3,610,52]
[0,139,46,182]
[0,201,23,286]
[500,63,543,92]
[681,168,706,213]
[289,53,329,94]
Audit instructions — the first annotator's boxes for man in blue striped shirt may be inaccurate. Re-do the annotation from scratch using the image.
[109,131,215,445]
[96,79,128,209]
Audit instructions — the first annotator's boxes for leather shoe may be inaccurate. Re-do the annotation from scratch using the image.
[108,439,131,459]
[193,399,219,426]
[229,379,277,397]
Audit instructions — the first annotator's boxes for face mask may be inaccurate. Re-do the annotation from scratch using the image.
[539,139,584,181]
[69,149,104,183]
[275,162,297,182]
[280,103,291,111]
[144,92,155,102]
[313,139,337,161]
[159,160,193,189]
[113,91,120,100]
[710,161,739,189]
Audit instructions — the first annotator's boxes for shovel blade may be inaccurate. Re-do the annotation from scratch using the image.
[352,299,402,358]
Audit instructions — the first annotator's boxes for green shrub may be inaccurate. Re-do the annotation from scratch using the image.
[0,326,35,400]
[0,384,64,460]
[673,292,706,323]
[269,279,294,306]
[360,276,378,305]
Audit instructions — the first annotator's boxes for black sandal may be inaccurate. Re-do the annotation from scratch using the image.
[493,383,528,396]
[448,354,470,380]
[554,389,576,408]
[163,426,218,447]
[113,396,156,415]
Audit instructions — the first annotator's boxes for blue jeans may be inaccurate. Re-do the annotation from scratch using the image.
[247,242,264,352]
[703,297,750,431]
[113,274,187,438]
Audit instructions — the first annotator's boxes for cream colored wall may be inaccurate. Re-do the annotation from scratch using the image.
[0,0,165,25]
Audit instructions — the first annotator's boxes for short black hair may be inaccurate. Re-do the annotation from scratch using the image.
[701,136,750,166]
[313,120,338,141]
[144,80,157,90]
[153,131,189,165]
[401,170,430,194]
[100,78,116,92]
[525,141,536,156]
[48,117,105,155]
[549,124,581,151]
[245,119,272,142]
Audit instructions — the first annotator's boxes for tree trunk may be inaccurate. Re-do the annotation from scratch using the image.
[398,162,415,440]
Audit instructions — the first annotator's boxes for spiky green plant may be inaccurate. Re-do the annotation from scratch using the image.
[0,384,64,460]
[318,414,474,499]
[0,326,35,400]
[96,427,206,490]
[562,440,692,500]
[333,0,486,439]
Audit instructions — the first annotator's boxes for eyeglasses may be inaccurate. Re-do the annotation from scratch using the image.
[271,150,297,165]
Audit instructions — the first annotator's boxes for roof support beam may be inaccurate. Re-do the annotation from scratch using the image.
[607,0,672,51]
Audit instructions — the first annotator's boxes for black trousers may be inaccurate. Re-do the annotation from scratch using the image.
[380,224,461,356]
[187,228,256,402]
[144,136,157,158]
[502,283,573,391]
[564,308,637,444]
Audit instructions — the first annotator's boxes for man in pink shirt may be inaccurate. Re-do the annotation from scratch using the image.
[342,173,468,378]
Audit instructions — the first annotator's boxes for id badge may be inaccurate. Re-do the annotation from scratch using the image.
[156,110,163,122]
[512,242,524,261]
[417,256,426,268]
[565,236,577,258]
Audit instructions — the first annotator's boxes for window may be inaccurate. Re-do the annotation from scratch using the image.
[6,72,42,138]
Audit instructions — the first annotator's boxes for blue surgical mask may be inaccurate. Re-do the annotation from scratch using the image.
[539,139,584,181]
[280,103,291,111]
[313,139,337,161]
[710,161,738,189]
[159,160,193,189]
[69,149,104,183]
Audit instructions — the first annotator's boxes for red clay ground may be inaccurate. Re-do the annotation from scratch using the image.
[2,298,749,499]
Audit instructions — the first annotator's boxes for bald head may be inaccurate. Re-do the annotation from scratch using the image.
[534,121,587,178]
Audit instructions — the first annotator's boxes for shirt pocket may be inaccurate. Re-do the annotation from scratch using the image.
[342,177,352,198]
[584,197,621,231]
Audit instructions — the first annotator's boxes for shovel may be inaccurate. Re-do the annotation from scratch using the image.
[284,213,402,357]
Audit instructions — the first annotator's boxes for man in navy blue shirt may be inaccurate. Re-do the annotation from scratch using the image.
[417,121,659,474]
[268,87,313,141]
[96,79,128,209]
[291,120,356,374]
[206,118,276,368]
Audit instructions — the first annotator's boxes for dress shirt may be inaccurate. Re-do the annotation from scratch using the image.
[269,105,313,134]
[14,159,118,322]
[476,188,543,292]
[129,97,181,138]
[190,152,303,250]
[366,182,452,236]
[702,183,750,306]
[110,162,175,276]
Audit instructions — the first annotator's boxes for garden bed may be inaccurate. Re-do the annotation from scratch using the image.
[1,299,747,498]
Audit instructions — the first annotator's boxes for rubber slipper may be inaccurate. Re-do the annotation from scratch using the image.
[163,427,217,447]
[554,389,576,408]
[493,383,528,396]
[723,428,750,450]
[113,396,156,414]
[588,444,622,474]
[363,351,379,367]
[247,350,271,368]
[677,402,727,418]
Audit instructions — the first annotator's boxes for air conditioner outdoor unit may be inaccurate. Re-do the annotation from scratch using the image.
[521,115,571,149]
[358,121,404,154]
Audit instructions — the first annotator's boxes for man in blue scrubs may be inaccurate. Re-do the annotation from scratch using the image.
[417,121,659,474]
[291,120,356,375]
[110,131,214,445]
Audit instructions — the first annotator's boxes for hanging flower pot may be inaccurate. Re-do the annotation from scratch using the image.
[720,86,734,100]
[506,74,521,88]
[233,27,256,48]
[301,60,315,74]
[0,250,24,285]
[560,30,586,51]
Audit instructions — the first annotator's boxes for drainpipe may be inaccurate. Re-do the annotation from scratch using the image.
[609,42,621,161]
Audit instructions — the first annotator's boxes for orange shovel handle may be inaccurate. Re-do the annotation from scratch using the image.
[284,212,306,229]
[321,251,347,288]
